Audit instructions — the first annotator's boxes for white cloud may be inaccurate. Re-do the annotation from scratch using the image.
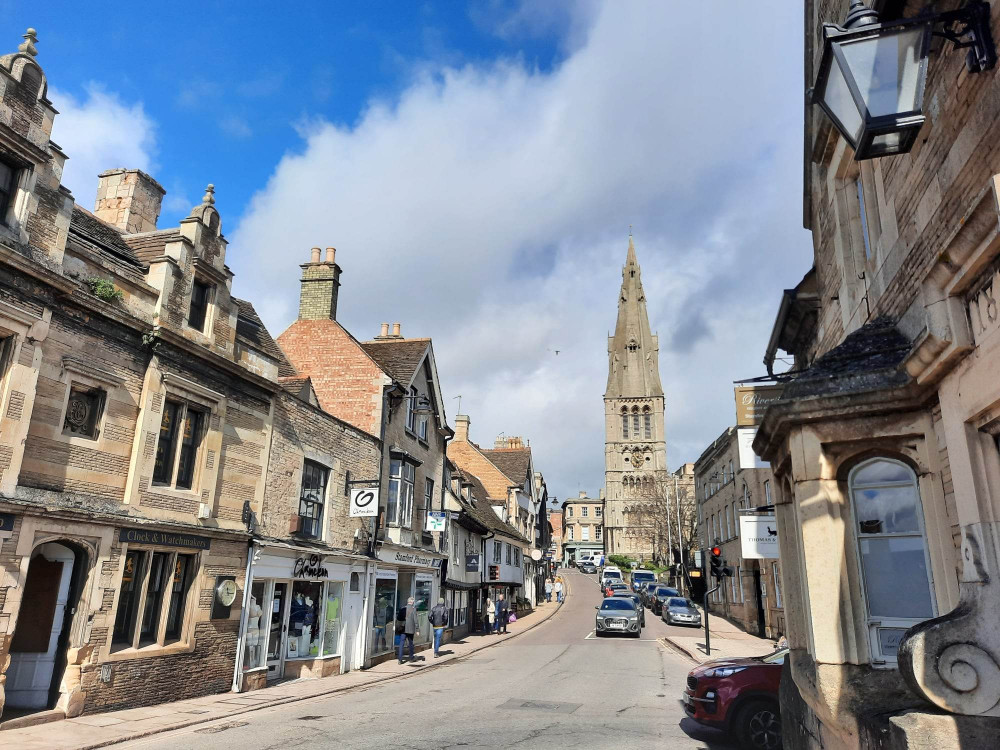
[49,84,157,207]
[229,2,810,500]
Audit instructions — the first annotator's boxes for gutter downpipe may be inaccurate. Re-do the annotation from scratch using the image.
[231,539,258,692]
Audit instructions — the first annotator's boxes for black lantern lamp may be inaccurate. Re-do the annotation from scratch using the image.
[813,0,996,160]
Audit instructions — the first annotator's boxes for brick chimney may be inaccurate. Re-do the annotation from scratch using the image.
[454,414,470,442]
[93,169,165,234]
[298,246,342,321]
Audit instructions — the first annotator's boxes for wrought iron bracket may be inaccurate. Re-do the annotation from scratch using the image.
[931,1,997,73]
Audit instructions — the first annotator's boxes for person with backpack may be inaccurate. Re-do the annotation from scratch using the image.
[430,597,448,657]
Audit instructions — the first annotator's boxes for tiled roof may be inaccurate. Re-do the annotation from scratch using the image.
[232,297,292,369]
[121,230,179,264]
[454,468,529,544]
[360,338,429,385]
[481,447,532,485]
[69,206,144,268]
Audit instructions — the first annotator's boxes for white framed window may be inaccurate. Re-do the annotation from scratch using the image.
[596,526,602,541]
[568,526,574,541]
[849,458,935,664]
[725,505,732,539]
[387,459,415,527]
[582,526,590,541]
[595,506,602,518]
[406,386,417,432]
[582,506,588,518]
[773,563,782,609]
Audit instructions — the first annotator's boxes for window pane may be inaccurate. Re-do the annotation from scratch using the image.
[855,485,920,535]
[289,581,322,658]
[322,582,344,656]
[140,552,171,643]
[165,554,194,641]
[822,52,864,143]
[387,460,401,525]
[860,536,934,619]
[244,581,266,668]
[632,413,640,435]
[622,414,628,439]
[175,408,204,489]
[188,280,211,331]
[839,27,926,117]
[371,578,396,656]
[644,413,651,439]
[113,551,147,645]
[854,460,912,486]
[299,460,327,537]
[153,401,181,484]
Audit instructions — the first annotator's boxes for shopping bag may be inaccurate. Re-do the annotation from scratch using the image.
[508,613,516,623]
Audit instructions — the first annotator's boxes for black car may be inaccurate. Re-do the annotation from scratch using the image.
[651,586,680,615]
[612,591,645,626]
[641,582,661,608]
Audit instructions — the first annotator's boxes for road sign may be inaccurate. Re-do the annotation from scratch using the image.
[349,487,378,517]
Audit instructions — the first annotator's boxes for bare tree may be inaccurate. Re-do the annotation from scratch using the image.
[622,474,698,574]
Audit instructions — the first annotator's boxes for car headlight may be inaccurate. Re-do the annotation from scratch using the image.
[702,666,746,678]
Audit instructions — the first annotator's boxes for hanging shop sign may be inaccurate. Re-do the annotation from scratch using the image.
[376,545,443,569]
[292,554,330,579]
[349,487,379,517]
[424,511,447,532]
[739,514,780,559]
[737,427,769,470]
[734,385,784,426]
[119,527,211,550]
[489,565,500,581]
[465,553,481,572]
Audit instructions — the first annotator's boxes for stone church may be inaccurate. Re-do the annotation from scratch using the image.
[603,236,667,560]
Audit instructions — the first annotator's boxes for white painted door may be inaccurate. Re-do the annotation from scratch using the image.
[7,544,75,710]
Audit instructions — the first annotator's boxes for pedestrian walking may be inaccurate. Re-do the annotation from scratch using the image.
[430,597,448,657]
[398,596,419,664]
[544,578,553,602]
[555,578,564,603]
[486,597,496,634]
[496,594,509,634]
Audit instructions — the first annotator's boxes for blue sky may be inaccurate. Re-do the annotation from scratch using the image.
[6,2,810,501]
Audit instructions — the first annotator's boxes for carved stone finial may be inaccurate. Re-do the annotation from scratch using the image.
[202,184,215,205]
[19,28,38,57]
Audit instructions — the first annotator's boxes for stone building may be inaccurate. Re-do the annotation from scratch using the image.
[561,491,604,565]
[0,32,283,723]
[547,502,563,565]
[754,1,1000,746]
[278,269,449,665]
[694,427,783,639]
[603,236,668,560]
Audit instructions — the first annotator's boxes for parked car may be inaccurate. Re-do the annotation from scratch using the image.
[682,648,787,750]
[612,591,645,627]
[650,586,680,615]
[640,581,661,607]
[662,597,701,627]
[579,562,597,574]
[594,597,641,638]
[630,569,657,593]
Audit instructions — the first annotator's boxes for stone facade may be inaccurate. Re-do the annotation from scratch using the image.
[754,1,1000,746]
[603,236,668,560]
[561,492,604,564]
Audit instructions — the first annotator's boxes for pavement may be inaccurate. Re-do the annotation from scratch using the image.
[0,589,567,750]
[660,610,780,664]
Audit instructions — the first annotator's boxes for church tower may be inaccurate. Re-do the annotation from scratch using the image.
[603,235,667,560]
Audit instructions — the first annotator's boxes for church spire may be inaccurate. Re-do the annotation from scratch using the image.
[605,234,663,399]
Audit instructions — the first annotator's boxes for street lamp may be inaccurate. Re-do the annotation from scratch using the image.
[813,0,996,160]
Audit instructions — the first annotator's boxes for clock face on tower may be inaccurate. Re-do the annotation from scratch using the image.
[630,450,643,469]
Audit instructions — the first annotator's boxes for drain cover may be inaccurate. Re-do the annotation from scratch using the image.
[498,698,581,714]
[195,721,249,734]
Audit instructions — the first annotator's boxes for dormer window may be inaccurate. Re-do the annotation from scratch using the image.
[188,279,213,333]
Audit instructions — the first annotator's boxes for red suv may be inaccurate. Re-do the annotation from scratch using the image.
[682,648,786,750]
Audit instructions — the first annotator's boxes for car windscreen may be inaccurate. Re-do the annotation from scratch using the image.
[759,648,789,664]
[644,583,659,592]
[655,587,675,597]
[633,572,656,581]
[600,599,634,611]
[604,571,622,579]
[667,598,689,607]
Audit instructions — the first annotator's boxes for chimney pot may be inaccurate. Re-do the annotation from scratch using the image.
[579,490,587,498]
[325,247,336,263]
[310,247,321,263]
[392,322,401,337]
[380,323,389,337]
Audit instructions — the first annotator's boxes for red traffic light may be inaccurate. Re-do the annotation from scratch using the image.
[711,546,722,556]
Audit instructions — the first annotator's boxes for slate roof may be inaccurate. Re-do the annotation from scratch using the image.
[232,297,292,369]
[454,468,529,544]
[781,317,912,401]
[69,206,144,268]
[360,338,429,385]
[481,447,532,485]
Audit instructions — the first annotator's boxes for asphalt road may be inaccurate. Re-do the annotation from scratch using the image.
[121,569,737,750]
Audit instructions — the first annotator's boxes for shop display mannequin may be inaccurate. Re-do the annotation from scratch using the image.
[246,595,263,665]
[300,596,315,654]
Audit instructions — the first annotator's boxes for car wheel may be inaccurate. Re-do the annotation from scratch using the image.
[735,699,781,750]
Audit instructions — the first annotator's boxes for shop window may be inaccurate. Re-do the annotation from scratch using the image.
[288,581,322,658]
[387,459,415,527]
[322,582,344,657]
[244,581,267,669]
[298,459,328,539]
[62,384,106,440]
[849,458,935,663]
[0,158,16,226]
[153,400,206,490]
[187,279,213,332]
[112,549,197,651]
[371,578,397,656]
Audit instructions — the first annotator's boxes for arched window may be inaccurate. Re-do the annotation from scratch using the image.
[849,458,935,663]
[621,409,629,440]
[643,407,651,439]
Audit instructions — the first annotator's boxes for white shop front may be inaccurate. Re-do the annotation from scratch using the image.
[236,544,370,691]
[368,544,445,662]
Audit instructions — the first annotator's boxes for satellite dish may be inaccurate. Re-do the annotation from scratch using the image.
[530,549,542,561]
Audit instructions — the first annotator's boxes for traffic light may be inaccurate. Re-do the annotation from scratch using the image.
[709,546,723,578]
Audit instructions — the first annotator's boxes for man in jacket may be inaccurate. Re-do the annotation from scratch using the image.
[430,597,448,657]
[496,593,509,634]
[398,596,419,664]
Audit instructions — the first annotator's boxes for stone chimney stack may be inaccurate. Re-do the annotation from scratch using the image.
[297,246,342,321]
[454,414,470,442]
[379,322,389,337]
[579,490,587,499]
[94,168,165,234]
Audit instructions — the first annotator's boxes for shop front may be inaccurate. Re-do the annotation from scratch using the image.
[368,544,445,664]
[237,544,369,692]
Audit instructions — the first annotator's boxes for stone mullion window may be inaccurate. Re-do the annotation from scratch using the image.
[112,547,198,652]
